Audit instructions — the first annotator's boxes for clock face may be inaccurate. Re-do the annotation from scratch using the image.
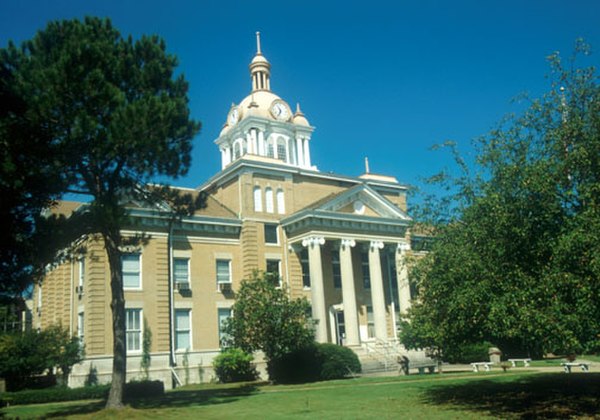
[270,101,290,121]
[228,107,239,125]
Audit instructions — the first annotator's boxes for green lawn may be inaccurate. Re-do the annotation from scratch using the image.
[529,354,600,367]
[3,371,600,419]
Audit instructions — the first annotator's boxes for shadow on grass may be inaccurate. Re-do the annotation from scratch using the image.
[422,373,600,418]
[42,384,259,418]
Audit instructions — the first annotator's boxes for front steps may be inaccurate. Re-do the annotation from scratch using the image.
[350,342,435,375]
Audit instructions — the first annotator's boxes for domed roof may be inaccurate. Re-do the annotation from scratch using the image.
[219,32,310,132]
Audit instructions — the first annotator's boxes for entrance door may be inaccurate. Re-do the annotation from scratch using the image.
[335,311,346,346]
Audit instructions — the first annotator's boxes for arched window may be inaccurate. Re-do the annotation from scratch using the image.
[265,187,274,213]
[276,138,287,161]
[276,189,285,214]
[253,186,262,212]
[233,141,242,159]
[267,138,275,158]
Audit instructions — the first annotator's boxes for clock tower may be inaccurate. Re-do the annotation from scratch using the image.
[215,32,315,170]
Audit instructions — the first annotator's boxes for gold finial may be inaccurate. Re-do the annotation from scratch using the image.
[365,157,370,174]
[256,31,262,55]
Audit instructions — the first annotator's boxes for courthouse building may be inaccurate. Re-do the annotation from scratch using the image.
[34,34,418,387]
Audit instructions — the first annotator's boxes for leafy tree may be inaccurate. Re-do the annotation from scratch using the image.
[0,325,84,391]
[1,17,200,407]
[222,271,315,377]
[405,40,600,358]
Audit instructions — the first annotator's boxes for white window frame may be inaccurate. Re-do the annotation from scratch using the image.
[216,259,232,285]
[78,311,85,345]
[175,309,192,351]
[300,248,310,289]
[276,188,285,214]
[126,308,142,353]
[78,257,85,288]
[218,307,232,347]
[122,253,142,290]
[266,258,282,287]
[265,187,274,213]
[264,223,279,245]
[253,186,263,212]
[174,257,190,288]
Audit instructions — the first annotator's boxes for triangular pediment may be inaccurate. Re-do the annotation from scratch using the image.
[311,184,411,221]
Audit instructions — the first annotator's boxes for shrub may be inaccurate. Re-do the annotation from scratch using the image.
[443,342,495,364]
[269,343,361,384]
[124,380,164,400]
[213,348,258,383]
[0,384,110,406]
[316,343,361,380]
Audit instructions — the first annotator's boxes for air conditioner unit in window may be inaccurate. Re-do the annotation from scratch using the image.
[75,285,84,296]
[176,282,190,292]
[218,282,232,292]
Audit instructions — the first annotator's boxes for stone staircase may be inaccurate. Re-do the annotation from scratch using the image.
[351,340,434,375]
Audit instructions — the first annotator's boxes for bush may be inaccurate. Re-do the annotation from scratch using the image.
[269,343,361,384]
[443,342,495,364]
[213,348,259,383]
[316,343,361,380]
[124,380,164,400]
[0,384,110,406]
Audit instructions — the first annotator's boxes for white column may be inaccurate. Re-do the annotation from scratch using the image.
[303,139,311,167]
[303,236,328,343]
[258,130,265,156]
[369,240,387,341]
[340,239,360,346]
[296,137,304,167]
[397,242,411,316]
[221,148,227,169]
[285,138,291,164]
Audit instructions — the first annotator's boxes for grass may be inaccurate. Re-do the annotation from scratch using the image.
[2,371,600,419]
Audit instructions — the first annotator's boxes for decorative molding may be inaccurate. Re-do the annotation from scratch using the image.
[302,236,325,247]
[397,241,411,253]
[370,240,384,250]
[341,238,356,249]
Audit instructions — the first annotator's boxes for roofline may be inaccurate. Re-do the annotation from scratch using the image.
[197,158,409,192]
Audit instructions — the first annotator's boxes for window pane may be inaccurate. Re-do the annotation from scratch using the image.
[253,187,262,212]
[276,189,285,214]
[216,259,231,283]
[361,251,370,289]
[265,188,274,213]
[176,310,190,329]
[332,250,342,288]
[300,249,311,288]
[264,224,278,244]
[126,309,141,352]
[175,309,191,350]
[122,254,140,288]
[174,258,189,284]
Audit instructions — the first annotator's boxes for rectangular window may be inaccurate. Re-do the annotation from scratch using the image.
[78,312,84,345]
[122,254,141,289]
[218,307,232,347]
[300,249,310,288]
[78,258,85,288]
[175,309,191,351]
[216,259,232,284]
[331,250,342,288]
[367,306,375,338]
[266,259,281,286]
[264,224,279,245]
[361,251,370,289]
[126,308,142,352]
[174,258,190,287]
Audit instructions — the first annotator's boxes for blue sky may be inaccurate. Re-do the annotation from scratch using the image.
[2,0,599,201]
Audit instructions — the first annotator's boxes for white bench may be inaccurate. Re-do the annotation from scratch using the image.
[561,362,590,373]
[508,358,531,367]
[471,362,493,372]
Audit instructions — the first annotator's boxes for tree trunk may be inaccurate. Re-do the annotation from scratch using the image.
[104,231,126,409]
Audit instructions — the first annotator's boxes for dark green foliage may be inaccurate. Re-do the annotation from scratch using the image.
[443,342,495,364]
[222,271,314,377]
[0,326,84,391]
[213,348,259,383]
[1,17,201,407]
[316,343,361,380]
[123,380,164,400]
[269,343,361,384]
[405,40,600,358]
[0,384,110,406]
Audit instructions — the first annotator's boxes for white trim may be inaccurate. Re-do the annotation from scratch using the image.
[174,308,192,352]
[125,308,143,354]
[122,252,143,291]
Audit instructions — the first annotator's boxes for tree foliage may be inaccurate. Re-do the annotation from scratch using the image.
[222,271,315,376]
[1,17,200,407]
[0,325,84,391]
[405,40,600,358]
